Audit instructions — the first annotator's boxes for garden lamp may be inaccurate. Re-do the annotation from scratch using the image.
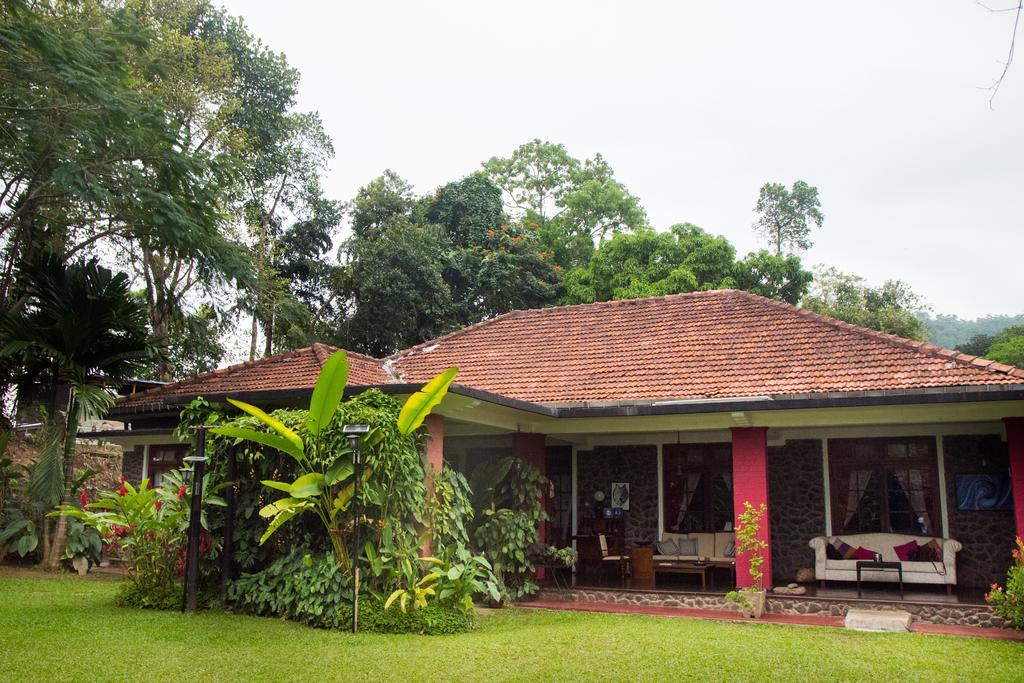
[182,426,212,614]
[342,423,370,633]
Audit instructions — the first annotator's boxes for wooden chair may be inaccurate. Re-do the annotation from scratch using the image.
[598,533,628,584]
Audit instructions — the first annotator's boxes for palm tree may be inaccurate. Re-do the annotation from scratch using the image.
[0,253,154,568]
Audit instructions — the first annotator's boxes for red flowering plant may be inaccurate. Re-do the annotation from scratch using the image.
[51,473,224,609]
[986,536,1024,630]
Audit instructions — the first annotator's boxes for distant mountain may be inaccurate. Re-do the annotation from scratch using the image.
[918,312,1024,349]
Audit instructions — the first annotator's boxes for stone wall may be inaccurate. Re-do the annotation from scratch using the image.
[121,445,144,486]
[943,434,1016,589]
[576,446,658,546]
[767,439,826,585]
[537,587,1006,628]
[7,436,122,498]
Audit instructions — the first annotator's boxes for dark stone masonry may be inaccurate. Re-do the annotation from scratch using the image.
[943,434,1017,589]
[121,445,144,485]
[576,446,658,547]
[537,587,1007,629]
[767,439,826,585]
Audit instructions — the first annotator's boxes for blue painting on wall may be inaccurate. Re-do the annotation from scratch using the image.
[955,474,1013,511]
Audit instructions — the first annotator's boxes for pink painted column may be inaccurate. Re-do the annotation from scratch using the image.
[422,414,445,555]
[1005,417,1024,540]
[731,427,772,589]
[512,433,547,578]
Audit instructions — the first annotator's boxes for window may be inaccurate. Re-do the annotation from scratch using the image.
[663,443,733,533]
[828,437,939,535]
[148,445,187,487]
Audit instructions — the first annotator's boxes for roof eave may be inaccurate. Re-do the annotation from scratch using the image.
[109,382,1024,423]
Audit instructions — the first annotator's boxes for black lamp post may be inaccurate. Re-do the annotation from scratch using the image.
[342,423,370,633]
[182,425,211,614]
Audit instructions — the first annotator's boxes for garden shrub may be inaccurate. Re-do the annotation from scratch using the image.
[986,537,1024,630]
[339,596,478,635]
[52,475,223,610]
[228,547,351,629]
[115,576,184,610]
[469,457,552,601]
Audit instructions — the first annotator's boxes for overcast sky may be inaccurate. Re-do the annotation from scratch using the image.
[219,0,1022,318]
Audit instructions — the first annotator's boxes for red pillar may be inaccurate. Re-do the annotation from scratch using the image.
[1005,418,1024,540]
[512,433,547,578]
[731,427,772,589]
[422,414,444,555]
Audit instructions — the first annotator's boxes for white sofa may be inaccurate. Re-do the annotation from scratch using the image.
[809,533,961,592]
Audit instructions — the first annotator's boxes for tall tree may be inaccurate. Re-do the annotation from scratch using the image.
[562,224,749,304]
[986,327,1024,367]
[483,140,646,269]
[0,0,236,318]
[0,254,153,567]
[733,250,813,305]
[802,266,929,340]
[117,0,315,372]
[238,112,341,359]
[340,216,453,357]
[272,207,345,351]
[752,181,823,255]
[427,174,559,323]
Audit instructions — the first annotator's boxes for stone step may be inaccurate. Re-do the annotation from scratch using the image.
[845,609,912,632]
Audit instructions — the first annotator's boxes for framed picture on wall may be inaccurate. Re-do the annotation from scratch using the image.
[611,482,630,511]
[956,473,1013,511]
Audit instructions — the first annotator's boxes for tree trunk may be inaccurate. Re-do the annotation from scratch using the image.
[249,314,258,361]
[263,313,273,358]
[42,387,78,570]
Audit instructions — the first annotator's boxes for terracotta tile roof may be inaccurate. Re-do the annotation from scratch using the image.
[115,290,1024,413]
[116,343,389,411]
[385,290,1024,404]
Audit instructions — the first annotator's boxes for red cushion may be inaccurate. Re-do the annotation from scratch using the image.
[852,546,877,560]
[893,539,918,562]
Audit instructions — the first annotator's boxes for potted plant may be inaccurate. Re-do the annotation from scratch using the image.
[725,501,769,618]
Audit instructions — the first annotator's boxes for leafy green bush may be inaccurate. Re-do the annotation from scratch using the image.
[340,596,477,635]
[469,457,552,601]
[986,537,1024,630]
[228,548,351,629]
[52,475,223,609]
[115,576,183,610]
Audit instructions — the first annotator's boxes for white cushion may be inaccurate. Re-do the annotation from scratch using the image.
[690,533,715,560]
[714,532,735,558]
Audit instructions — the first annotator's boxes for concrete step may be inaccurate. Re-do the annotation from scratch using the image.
[845,609,912,632]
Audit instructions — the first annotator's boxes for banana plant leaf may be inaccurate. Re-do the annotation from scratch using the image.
[397,367,458,435]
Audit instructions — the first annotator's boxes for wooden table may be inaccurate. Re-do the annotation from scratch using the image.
[707,559,736,588]
[856,560,903,598]
[653,560,709,591]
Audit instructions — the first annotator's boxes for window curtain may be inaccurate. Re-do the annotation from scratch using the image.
[673,473,702,529]
[843,470,874,531]
[891,470,932,534]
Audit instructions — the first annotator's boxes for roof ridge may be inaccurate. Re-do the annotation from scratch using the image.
[386,310,526,361]
[386,290,734,360]
[311,342,337,366]
[727,290,1024,380]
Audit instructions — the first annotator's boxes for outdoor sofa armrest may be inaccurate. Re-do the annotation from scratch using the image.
[809,536,828,579]
[942,538,962,569]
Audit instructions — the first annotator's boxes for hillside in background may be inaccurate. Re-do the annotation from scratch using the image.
[918,312,1024,349]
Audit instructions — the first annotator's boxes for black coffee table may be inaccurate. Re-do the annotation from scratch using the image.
[856,560,903,598]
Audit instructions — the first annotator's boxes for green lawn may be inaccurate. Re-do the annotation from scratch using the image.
[1,570,1021,682]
